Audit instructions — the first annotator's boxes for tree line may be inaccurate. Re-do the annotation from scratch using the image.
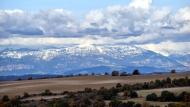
[146,91,190,102]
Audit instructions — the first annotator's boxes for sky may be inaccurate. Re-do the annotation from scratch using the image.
[0,0,190,56]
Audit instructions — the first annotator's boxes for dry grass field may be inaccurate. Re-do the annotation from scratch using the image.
[0,72,190,97]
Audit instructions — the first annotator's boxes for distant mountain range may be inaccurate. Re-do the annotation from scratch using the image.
[0,45,189,76]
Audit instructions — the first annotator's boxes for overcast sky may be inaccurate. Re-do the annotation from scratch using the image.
[0,0,190,56]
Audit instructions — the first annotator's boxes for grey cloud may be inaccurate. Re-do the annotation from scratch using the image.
[81,5,149,37]
[34,9,78,37]
[0,2,189,45]
[82,5,190,44]
[0,10,43,37]
[6,27,43,35]
[0,9,78,38]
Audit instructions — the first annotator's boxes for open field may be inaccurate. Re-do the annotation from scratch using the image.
[21,95,65,101]
[0,72,190,97]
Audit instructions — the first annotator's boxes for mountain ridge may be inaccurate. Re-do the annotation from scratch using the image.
[0,45,188,76]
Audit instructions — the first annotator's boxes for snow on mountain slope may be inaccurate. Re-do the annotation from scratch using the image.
[0,45,187,76]
[168,54,190,68]
[0,45,145,61]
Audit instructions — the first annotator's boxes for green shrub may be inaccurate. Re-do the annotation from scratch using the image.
[116,83,122,88]
[2,95,9,102]
[120,72,128,76]
[109,99,122,107]
[133,69,140,75]
[112,71,119,76]
[134,103,142,107]
[23,92,30,98]
[160,91,176,102]
[171,69,176,73]
[146,93,158,101]
[129,91,138,98]
[41,89,52,96]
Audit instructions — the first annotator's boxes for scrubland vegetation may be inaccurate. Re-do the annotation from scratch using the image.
[0,72,190,107]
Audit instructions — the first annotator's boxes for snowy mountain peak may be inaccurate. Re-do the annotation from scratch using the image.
[0,45,145,60]
[0,45,188,76]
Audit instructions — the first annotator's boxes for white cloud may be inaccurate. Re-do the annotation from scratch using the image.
[0,36,106,46]
[0,9,78,37]
[174,7,190,22]
[0,36,190,56]
[137,41,190,56]
[0,1,189,41]
[129,0,152,9]
[81,4,190,44]
[173,7,190,34]
[150,7,171,22]
[0,9,42,36]
[35,9,78,36]
[81,4,150,36]
[0,0,190,55]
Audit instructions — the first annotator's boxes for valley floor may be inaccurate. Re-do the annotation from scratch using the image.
[0,72,190,97]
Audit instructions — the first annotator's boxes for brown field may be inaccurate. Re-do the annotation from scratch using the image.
[0,72,190,97]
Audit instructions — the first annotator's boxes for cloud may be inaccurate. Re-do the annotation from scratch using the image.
[0,9,78,38]
[80,4,190,43]
[173,7,190,34]
[34,9,78,36]
[0,0,190,55]
[129,0,152,9]
[0,9,43,37]
[0,1,189,41]
[81,4,150,37]
[137,41,190,56]
[0,36,106,46]
[0,36,190,56]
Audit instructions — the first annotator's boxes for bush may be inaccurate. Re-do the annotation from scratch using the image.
[119,101,135,107]
[109,99,122,107]
[134,103,142,107]
[97,87,118,100]
[123,91,128,97]
[104,72,109,75]
[8,97,21,107]
[41,89,52,96]
[52,99,69,107]
[28,77,32,80]
[129,91,138,98]
[125,101,135,107]
[93,99,105,107]
[146,91,190,102]
[91,72,95,76]
[166,77,172,84]
[177,91,190,102]
[17,78,22,81]
[171,69,176,73]
[160,91,175,102]
[154,79,163,88]
[84,88,92,93]
[133,69,140,75]
[120,72,128,76]
[116,83,122,88]
[146,93,158,101]
[112,71,119,76]
[23,92,30,98]
[1,95,9,102]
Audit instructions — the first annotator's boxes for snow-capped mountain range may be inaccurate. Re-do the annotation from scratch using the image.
[0,45,188,76]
